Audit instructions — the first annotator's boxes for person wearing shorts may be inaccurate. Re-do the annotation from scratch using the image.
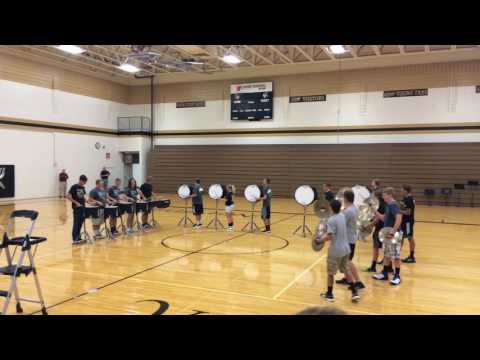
[259,178,272,233]
[365,189,386,273]
[336,190,365,290]
[224,184,235,231]
[191,179,204,228]
[88,179,107,240]
[373,187,403,285]
[400,184,416,264]
[317,199,360,303]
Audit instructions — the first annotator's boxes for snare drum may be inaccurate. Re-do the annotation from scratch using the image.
[118,202,134,215]
[244,185,262,203]
[152,199,171,209]
[294,185,318,206]
[136,201,149,213]
[85,205,100,218]
[105,205,119,218]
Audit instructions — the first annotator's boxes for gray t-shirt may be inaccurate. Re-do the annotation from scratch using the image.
[263,186,272,207]
[192,184,204,205]
[326,213,351,258]
[343,205,359,244]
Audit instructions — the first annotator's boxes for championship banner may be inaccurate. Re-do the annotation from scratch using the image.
[0,165,15,198]
[383,88,428,98]
[289,95,326,103]
[231,82,273,121]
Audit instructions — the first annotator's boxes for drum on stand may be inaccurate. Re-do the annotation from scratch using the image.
[177,184,194,227]
[293,185,318,237]
[118,202,134,234]
[207,184,225,230]
[81,205,100,243]
[242,185,262,233]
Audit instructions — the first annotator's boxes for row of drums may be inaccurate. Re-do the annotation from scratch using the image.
[177,183,372,207]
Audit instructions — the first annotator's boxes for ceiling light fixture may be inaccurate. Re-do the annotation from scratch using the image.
[55,45,86,55]
[118,63,141,73]
[222,54,241,64]
[329,45,346,54]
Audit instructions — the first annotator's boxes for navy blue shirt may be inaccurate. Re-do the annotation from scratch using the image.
[108,186,123,200]
[384,201,401,228]
[225,191,234,206]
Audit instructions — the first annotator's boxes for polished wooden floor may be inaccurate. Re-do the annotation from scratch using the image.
[1,195,480,315]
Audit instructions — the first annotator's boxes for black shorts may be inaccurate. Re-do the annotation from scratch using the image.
[261,206,271,220]
[193,204,204,215]
[373,230,382,249]
[349,243,356,261]
[402,222,414,239]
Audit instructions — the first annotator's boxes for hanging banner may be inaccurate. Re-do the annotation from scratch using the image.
[383,88,428,98]
[289,95,326,103]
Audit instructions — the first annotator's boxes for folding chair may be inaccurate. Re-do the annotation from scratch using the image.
[0,210,48,315]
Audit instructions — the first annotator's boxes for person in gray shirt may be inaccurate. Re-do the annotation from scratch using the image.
[315,199,360,303]
[258,178,272,233]
[336,190,366,290]
[190,179,204,228]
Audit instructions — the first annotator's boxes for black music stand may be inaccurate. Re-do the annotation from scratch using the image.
[423,188,435,206]
[177,198,194,227]
[207,199,225,230]
[440,188,452,206]
[242,202,260,233]
[293,205,313,238]
[454,184,465,207]
[467,180,479,207]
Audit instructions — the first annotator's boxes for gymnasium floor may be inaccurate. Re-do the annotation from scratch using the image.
[1,195,479,315]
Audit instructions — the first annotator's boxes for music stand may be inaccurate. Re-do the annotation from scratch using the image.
[454,184,465,207]
[207,199,225,230]
[242,202,260,233]
[467,180,479,207]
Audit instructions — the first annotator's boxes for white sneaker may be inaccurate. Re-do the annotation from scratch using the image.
[390,276,401,285]
[227,226,233,232]
[373,272,388,280]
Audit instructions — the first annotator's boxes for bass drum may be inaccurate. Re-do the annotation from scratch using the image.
[294,185,318,206]
[208,184,224,200]
[177,184,193,199]
[244,185,262,203]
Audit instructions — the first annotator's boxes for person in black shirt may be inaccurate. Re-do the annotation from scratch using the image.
[364,189,386,272]
[323,183,335,203]
[224,184,235,231]
[67,175,88,245]
[100,167,111,187]
[124,178,144,233]
[400,184,416,263]
[140,176,154,229]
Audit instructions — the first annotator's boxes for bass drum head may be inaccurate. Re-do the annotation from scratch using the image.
[177,184,192,199]
[294,185,318,206]
[352,185,371,208]
[208,184,224,200]
[244,185,261,203]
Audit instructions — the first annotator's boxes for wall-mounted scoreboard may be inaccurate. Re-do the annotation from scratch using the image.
[231,82,273,121]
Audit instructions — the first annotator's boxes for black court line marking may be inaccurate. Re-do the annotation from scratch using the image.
[161,234,290,255]
[29,213,298,315]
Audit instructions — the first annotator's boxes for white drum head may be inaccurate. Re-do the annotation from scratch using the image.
[352,185,371,207]
[294,185,317,206]
[244,185,261,203]
[177,184,191,199]
[208,184,224,200]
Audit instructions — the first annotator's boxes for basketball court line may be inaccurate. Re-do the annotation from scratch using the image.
[273,253,327,300]
[29,213,298,315]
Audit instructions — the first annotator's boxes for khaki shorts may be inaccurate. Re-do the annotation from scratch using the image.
[327,254,349,275]
[384,241,401,259]
[225,205,234,214]
[91,209,104,226]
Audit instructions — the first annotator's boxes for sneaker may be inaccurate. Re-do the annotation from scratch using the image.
[351,292,360,303]
[72,239,86,246]
[364,266,377,273]
[192,224,198,228]
[377,258,384,265]
[335,278,352,285]
[354,282,366,290]
[262,229,271,233]
[227,226,233,232]
[390,276,401,285]
[402,256,416,264]
[112,230,121,236]
[373,272,388,281]
[320,292,334,302]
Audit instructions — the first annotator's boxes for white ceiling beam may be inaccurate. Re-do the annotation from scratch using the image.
[218,45,255,67]
[346,45,357,58]
[294,45,314,62]
[319,45,335,60]
[267,45,293,63]
[425,45,430,52]
[398,45,405,54]
[170,45,220,71]
[371,45,381,56]
[243,45,274,64]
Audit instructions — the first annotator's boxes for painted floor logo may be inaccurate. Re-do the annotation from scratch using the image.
[137,300,209,315]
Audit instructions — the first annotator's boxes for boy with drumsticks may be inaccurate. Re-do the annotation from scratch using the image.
[313,199,360,303]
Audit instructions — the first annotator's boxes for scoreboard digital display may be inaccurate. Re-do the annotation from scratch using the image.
[231,82,273,121]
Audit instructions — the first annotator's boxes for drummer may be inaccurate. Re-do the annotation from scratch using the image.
[67,175,88,245]
[259,178,272,233]
[190,179,204,229]
[107,178,124,236]
[88,179,107,240]
[124,178,145,233]
[140,176,155,229]
[224,184,235,231]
